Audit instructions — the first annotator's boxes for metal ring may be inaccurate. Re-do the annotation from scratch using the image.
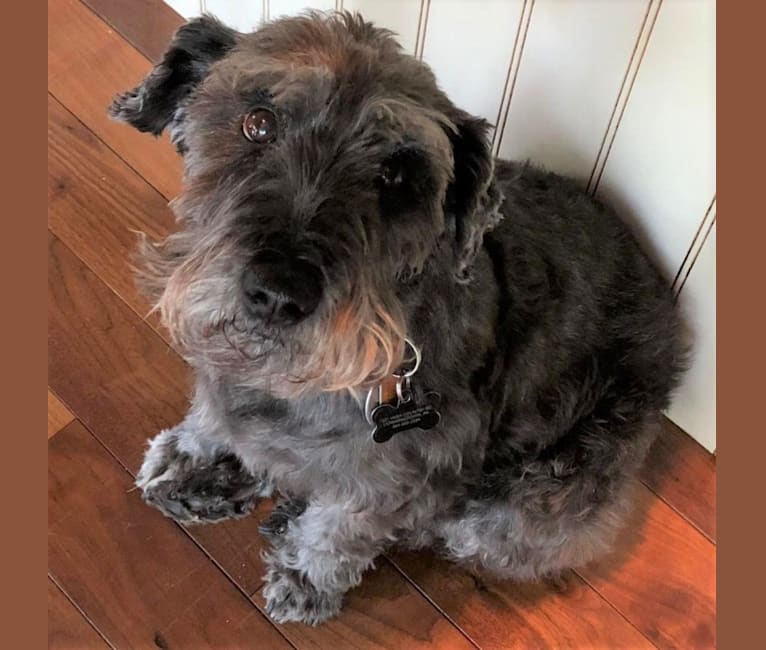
[396,375,412,403]
[394,338,421,379]
[364,385,381,425]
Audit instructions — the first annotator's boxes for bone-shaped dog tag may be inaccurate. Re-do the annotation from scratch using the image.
[370,391,442,443]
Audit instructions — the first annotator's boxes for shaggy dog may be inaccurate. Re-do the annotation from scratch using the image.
[110,12,685,625]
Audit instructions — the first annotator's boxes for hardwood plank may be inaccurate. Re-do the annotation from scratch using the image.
[48,390,74,438]
[49,578,109,649]
[252,559,476,650]
[48,231,188,471]
[49,420,290,649]
[82,0,184,63]
[641,416,716,541]
[48,232,270,594]
[390,552,652,650]
[579,483,716,649]
[48,0,182,200]
[48,93,173,325]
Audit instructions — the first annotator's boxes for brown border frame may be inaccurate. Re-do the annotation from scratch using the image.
[36,0,766,645]
[717,0,764,646]
[7,0,47,648]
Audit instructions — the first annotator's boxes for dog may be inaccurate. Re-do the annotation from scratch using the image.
[110,12,686,625]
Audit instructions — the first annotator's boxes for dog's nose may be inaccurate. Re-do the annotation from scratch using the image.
[242,253,322,324]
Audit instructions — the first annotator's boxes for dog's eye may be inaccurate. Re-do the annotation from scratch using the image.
[377,149,434,217]
[379,160,405,188]
[242,109,278,144]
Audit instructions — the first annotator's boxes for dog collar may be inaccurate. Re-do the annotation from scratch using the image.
[364,339,441,443]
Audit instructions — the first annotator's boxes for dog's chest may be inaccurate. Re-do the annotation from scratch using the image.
[222,384,429,502]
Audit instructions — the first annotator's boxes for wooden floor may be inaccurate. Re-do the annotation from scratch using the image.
[47,1,716,647]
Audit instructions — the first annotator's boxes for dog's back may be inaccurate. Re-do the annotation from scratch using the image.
[436,159,686,579]
[485,159,685,422]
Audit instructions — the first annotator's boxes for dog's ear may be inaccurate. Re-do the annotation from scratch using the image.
[109,15,238,149]
[445,111,504,279]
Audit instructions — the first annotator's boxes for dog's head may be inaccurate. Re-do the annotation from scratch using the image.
[111,12,502,395]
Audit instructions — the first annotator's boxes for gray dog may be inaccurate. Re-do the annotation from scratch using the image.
[110,12,685,625]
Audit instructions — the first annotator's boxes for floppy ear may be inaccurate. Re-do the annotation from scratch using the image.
[109,15,238,151]
[445,111,504,279]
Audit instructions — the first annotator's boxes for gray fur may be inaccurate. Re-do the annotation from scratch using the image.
[111,12,686,625]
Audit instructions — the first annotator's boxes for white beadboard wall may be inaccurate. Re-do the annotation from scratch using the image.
[164,0,716,451]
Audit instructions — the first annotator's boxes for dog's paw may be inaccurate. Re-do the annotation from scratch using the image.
[263,567,342,626]
[108,89,142,121]
[140,461,262,524]
[136,430,271,524]
[258,498,307,542]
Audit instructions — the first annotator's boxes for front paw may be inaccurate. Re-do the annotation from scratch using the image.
[136,429,270,524]
[258,498,307,542]
[263,567,342,626]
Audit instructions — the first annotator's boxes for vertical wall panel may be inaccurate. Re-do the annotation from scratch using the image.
[205,1,422,50]
[203,1,264,31]
[165,0,201,19]
[269,0,337,19]
[595,0,716,277]
[497,0,648,184]
[344,0,423,55]
[422,0,524,125]
[668,223,716,452]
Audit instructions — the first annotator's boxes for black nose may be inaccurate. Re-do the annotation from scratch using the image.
[242,252,323,324]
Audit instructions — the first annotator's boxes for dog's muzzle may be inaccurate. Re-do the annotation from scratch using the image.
[242,251,323,325]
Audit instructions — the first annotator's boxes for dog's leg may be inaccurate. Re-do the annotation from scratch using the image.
[438,411,660,581]
[261,502,389,625]
[136,417,273,524]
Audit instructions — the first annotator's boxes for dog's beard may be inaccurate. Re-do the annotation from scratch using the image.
[306,283,406,394]
[136,230,407,397]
